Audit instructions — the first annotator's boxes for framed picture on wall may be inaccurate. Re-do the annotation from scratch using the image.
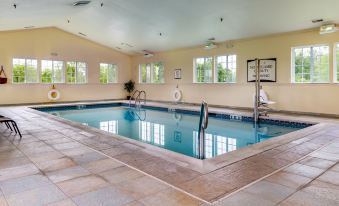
[174,69,182,79]
[247,58,277,82]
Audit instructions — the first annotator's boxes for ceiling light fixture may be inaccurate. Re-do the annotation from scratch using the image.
[73,1,91,6]
[320,23,338,34]
[143,50,154,58]
[204,37,217,50]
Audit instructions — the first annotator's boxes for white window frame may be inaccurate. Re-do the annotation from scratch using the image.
[12,58,39,84]
[41,60,65,84]
[291,44,330,84]
[66,61,88,84]
[193,56,214,83]
[99,63,118,84]
[138,62,165,84]
[334,43,339,83]
[214,54,237,83]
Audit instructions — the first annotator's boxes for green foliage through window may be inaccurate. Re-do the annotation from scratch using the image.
[139,62,164,83]
[100,63,118,84]
[195,57,212,83]
[12,58,38,83]
[293,46,329,83]
[216,55,236,83]
[41,60,64,83]
[66,62,87,84]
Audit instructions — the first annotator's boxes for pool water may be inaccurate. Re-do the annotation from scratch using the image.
[41,106,307,159]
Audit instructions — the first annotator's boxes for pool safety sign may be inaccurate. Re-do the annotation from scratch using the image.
[247,58,277,82]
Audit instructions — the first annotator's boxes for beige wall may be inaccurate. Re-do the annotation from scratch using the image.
[0,27,131,105]
[131,29,339,115]
[2,27,339,116]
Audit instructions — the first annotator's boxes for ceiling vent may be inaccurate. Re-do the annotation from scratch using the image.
[73,1,91,6]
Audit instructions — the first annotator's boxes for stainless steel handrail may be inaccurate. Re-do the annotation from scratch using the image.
[135,90,146,107]
[129,90,147,108]
[197,101,208,159]
[129,90,140,107]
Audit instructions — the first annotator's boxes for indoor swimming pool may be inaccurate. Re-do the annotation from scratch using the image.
[35,104,311,159]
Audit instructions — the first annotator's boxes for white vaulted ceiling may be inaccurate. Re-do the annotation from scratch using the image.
[1,0,339,54]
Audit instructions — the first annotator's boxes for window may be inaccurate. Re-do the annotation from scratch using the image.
[193,132,238,158]
[100,63,118,84]
[215,55,236,83]
[194,57,213,83]
[12,58,38,83]
[292,45,329,83]
[66,61,87,84]
[335,43,339,82]
[100,120,118,134]
[139,62,164,83]
[41,60,64,83]
[139,121,165,146]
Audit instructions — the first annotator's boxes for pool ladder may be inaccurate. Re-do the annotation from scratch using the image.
[129,90,146,108]
[197,101,208,159]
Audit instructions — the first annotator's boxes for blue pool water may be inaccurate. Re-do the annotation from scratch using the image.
[36,105,310,159]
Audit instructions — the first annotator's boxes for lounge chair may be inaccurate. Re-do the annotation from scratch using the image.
[0,116,22,138]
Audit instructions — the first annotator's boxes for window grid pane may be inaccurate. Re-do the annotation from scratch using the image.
[293,45,329,83]
[216,55,237,83]
[195,57,213,83]
[139,62,164,84]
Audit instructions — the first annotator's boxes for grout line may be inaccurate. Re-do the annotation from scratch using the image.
[0,130,79,206]
[211,137,339,205]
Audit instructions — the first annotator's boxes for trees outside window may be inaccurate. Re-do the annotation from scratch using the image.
[66,61,87,84]
[292,45,329,83]
[139,62,164,83]
[12,58,38,83]
[100,63,118,84]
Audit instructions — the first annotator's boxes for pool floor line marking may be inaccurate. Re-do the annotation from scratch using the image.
[210,135,339,205]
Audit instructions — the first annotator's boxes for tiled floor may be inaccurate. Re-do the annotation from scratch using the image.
[0,104,339,205]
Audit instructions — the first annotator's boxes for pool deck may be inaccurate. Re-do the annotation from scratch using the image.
[0,101,339,205]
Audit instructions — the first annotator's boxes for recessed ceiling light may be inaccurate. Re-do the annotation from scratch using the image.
[78,32,87,36]
[24,26,35,29]
[73,1,91,6]
[312,19,324,23]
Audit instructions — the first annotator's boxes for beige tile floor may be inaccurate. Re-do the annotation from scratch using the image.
[0,104,339,205]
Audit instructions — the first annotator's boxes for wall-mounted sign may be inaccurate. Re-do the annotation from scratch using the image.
[247,58,277,82]
[174,69,182,79]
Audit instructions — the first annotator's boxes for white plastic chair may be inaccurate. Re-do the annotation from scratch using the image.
[259,89,276,106]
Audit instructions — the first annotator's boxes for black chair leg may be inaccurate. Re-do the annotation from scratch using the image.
[12,121,22,138]
[5,122,13,131]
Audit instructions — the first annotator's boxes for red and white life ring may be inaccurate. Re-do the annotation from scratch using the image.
[48,89,61,101]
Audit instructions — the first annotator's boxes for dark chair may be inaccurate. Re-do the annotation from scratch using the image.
[0,116,22,138]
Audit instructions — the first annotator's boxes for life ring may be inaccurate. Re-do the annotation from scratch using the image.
[173,89,182,102]
[48,89,61,101]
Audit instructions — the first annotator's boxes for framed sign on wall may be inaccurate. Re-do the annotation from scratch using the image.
[247,58,277,82]
[174,69,182,79]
